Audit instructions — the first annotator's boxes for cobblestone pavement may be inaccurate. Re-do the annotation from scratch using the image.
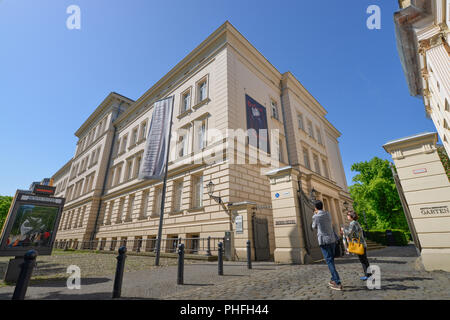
[0,245,448,300]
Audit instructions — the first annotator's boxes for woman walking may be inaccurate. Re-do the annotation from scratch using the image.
[341,211,371,280]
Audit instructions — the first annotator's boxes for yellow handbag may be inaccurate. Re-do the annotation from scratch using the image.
[347,237,365,255]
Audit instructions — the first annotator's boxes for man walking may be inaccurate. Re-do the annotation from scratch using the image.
[312,200,343,291]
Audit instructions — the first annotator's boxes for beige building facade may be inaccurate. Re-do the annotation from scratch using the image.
[384,132,450,271]
[51,22,351,262]
[395,0,450,155]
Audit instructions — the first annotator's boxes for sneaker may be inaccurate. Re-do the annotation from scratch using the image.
[360,276,369,281]
[328,281,343,291]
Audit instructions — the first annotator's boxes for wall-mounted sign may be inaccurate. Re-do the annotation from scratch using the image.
[275,219,296,226]
[413,168,427,174]
[275,193,280,198]
[420,206,449,215]
[235,215,243,234]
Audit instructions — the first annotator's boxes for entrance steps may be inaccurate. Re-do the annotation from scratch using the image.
[366,239,386,251]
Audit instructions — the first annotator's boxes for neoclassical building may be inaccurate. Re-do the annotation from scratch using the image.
[52,22,351,262]
[395,0,450,155]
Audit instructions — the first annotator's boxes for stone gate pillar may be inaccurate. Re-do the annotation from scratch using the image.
[384,132,450,272]
[264,166,308,264]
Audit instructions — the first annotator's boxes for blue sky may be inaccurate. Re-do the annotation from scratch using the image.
[0,0,437,196]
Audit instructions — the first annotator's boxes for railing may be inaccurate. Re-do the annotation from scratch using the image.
[53,236,225,256]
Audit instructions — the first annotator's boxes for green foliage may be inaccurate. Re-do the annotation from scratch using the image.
[0,195,13,231]
[349,157,409,231]
[365,229,409,246]
[437,146,450,181]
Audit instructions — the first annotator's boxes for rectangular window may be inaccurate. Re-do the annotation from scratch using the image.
[195,120,206,151]
[193,175,203,208]
[117,197,125,223]
[131,127,138,146]
[120,134,128,154]
[278,139,284,163]
[313,154,321,175]
[316,127,323,145]
[140,120,148,141]
[181,91,191,113]
[126,159,133,181]
[298,114,304,130]
[154,187,163,217]
[198,79,208,102]
[140,190,149,219]
[307,120,314,139]
[178,132,189,158]
[271,100,279,120]
[322,159,329,179]
[303,148,311,170]
[134,155,142,178]
[105,200,114,225]
[114,165,122,186]
[173,181,183,212]
[126,194,134,221]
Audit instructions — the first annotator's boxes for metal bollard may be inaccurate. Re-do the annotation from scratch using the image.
[206,236,211,256]
[177,243,185,285]
[12,250,37,300]
[112,246,127,299]
[218,242,224,276]
[246,240,252,269]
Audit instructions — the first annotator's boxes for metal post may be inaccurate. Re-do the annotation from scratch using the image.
[177,243,185,285]
[12,250,37,300]
[218,242,224,276]
[246,240,252,269]
[206,236,211,256]
[112,246,127,299]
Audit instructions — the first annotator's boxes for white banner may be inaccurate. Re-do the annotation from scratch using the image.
[138,96,174,180]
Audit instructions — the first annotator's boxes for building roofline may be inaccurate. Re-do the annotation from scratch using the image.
[51,158,73,179]
[383,131,437,151]
[75,92,135,138]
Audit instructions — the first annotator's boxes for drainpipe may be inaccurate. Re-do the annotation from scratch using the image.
[90,101,125,242]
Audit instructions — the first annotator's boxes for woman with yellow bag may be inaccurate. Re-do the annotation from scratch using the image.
[341,211,372,281]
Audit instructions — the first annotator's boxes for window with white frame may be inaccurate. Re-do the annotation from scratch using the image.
[114,164,122,186]
[181,90,191,113]
[177,130,189,158]
[195,119,207,151]
[126,159,133,181]
[131,127,138,146]
[140,190,149,219]
[120,134,128,154]
[313,154,321,175]
[278,139,284,163]
[139,120,148,141]
[322,159,329,179]
[197,78,208,103]
[193,175,203,208]
[117,197,125,223]
[307,120,314,139]
[126,194,134,221]
[134,155,142,178]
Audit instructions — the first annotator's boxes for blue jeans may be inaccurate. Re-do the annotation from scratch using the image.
[320,243,341,285]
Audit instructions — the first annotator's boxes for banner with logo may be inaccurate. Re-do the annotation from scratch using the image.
[245,94,270,153]
[138,96,174,180]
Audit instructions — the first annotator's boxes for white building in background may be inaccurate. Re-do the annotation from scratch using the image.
[394,0,450,155]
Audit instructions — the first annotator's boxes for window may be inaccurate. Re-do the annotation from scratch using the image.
[181,90,191,113]
[303,148,311,169]
[316,127,323,145]
[95,146,101,163]
[313,154,321,175]
[322,159,329,179]
[154,187,163,216]
[278,139,284,163]
[177,131,189,158]
[297,114,304,130]
[195,119,207,151]
[307,120,314,139]
[78,206,86,227]
[131,127,138,146]
[126,159,133,181]
[114,138,121,157]
[198,79,208,102]
[134,155,142,178]
[445,99,449,112]
[140,120,148,141]
[114,164,122,186]
[126,194,135,221]
[173,181,183,212]
[117,197,125,223]
[105,200,114,225]
[271,100,279,120]
[120,134,128,154]
[193,175,203,208]
[140,190,149,219]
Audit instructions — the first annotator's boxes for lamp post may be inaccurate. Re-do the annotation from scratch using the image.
[310,188,317,202]
[207,180,222,204]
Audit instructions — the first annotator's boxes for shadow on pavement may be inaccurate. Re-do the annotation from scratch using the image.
[343,283,420,292]
[29,277,111,288]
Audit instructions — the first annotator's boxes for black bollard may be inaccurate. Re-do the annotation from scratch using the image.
[246,240,252,269]
[112,246,127,299]
[177,243,185,285]
[218,242,224,275]
[12,250,37,300]
[206,236,211,256]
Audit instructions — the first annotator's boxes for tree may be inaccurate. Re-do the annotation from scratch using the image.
[0,195,13,231]
[349,157,409,231]
[437,146,450,181]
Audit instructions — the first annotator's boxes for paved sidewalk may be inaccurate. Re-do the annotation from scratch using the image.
[0,245,448,300]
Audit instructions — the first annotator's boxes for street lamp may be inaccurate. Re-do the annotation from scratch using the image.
[206,180,222,204]
[343,201,349,212]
